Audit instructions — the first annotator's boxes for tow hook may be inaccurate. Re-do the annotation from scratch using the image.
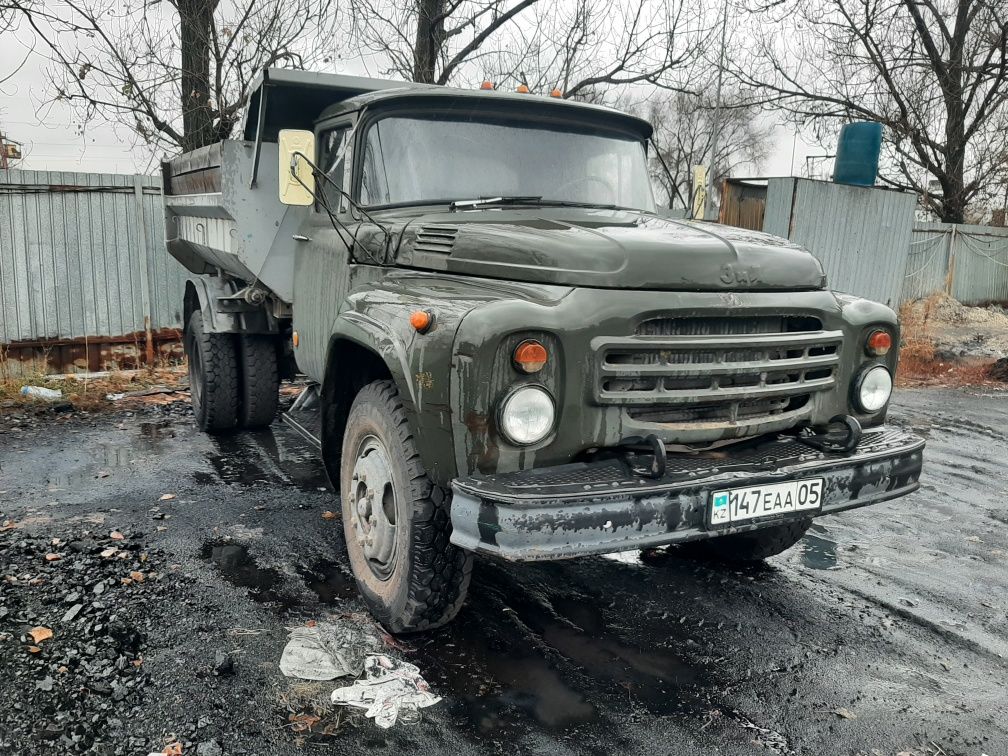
[618,434,668,479]
[798,415,863,453]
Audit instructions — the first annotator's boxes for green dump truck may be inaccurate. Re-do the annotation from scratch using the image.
[162,68,925,633]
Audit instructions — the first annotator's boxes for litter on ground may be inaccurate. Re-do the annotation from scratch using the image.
[278,620,381,680]
[330,654,441,729]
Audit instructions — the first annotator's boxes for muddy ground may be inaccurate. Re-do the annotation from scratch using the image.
[0,388,1005,756]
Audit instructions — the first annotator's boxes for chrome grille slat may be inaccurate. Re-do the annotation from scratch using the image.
[593,315,843,428]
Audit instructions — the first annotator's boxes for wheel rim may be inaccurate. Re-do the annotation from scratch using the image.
[349,434,398,580]
[187,331,203,410]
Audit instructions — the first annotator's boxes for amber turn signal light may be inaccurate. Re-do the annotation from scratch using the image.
[516,84,530,93]
[410,310,434,333]
[865,329,892,356]
[550,88,562,98]
[513,340,548,373]
[292,330,299,347]
[480,80,494,90]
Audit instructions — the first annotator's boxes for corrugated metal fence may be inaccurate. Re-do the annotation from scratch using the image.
[763,178,917,307]
[0,169,185,374]
[901,222,1008,306]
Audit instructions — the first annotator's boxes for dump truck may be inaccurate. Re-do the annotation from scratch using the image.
[163,68,926,633]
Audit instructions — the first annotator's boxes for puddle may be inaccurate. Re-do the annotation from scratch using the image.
[45,443,135,488]
[201,542,293,609]
[195,432,329,490]
[420,564,712,737]
[799,524,839,570]
[138,421,176,441]
[426,614,599,733]
[298,560,357,603]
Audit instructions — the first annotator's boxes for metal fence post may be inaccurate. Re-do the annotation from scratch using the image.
[944,225,957,296]
[133,174,154,365]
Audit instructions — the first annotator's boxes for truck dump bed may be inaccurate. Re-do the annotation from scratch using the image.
[162,68,409,304]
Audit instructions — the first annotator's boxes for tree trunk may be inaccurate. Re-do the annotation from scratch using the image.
[178,0,218,152]
[413,0,447,83]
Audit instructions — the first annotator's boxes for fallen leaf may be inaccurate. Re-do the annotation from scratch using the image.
[321,511,338,520]
[100,548,118,558]
[120,578,133,585]
[833,707,857,720]
[45,553,62,562]
[159,493,176,501]
[1,520,17,530]
[109,530,125,541]
[130,571,145,583]
[29,626,53,644]
[288,712,321,732]
[163,743,183,756]
[57,665,68,674]
[133,657,143,667]
[305,620,317,628]
[27,645,41,654]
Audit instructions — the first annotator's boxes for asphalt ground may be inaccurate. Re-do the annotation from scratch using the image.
[0,387,1005,755]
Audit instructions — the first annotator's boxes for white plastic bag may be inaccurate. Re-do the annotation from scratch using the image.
[330,654,441,728]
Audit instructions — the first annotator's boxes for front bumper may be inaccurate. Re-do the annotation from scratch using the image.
[449,426,925,560]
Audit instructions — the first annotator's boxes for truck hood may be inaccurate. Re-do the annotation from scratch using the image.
[394,209,827,291]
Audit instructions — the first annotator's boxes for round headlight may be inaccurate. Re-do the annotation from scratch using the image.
[499,386,555,445]
[854,365,892,413]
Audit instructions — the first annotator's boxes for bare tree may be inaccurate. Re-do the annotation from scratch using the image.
[734,0,1008,223]
[632,88,772,209]
[2,0,337,154]
[346,0,701,96]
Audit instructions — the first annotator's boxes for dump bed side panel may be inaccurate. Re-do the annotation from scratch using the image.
[162,140,298,303]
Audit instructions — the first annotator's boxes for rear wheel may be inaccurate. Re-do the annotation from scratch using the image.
[340,380,472,633]
[237,334,279,429]
[185,311,238,433]
[679,519,812,562]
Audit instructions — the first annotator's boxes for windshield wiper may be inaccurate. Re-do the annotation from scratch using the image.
[449,195,542,210]
[449,195,622,211]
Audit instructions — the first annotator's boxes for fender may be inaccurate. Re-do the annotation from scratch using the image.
[183,275,278,334]
[322,299,467,485]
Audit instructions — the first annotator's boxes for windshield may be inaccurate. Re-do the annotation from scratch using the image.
[358,113,655,212]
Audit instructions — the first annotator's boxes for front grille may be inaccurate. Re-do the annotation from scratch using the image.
[594,315,842,427]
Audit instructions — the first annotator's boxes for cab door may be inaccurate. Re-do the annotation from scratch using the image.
[290,117,358,380]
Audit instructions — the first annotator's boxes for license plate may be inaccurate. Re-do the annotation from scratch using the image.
[709,478,823,526]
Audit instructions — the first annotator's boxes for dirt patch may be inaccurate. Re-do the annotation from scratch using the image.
[897,294,1008,387]
[0,367,188,414]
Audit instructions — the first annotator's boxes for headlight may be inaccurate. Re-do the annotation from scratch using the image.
[498,386,555,445]
[853,365,892,413]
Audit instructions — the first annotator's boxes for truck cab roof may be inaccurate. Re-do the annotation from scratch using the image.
[241,67,653,143]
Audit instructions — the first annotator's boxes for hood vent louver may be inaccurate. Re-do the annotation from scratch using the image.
[414,224,459,254]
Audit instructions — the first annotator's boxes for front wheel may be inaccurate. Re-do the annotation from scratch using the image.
[340,380,472,633]
[678,519,812,562]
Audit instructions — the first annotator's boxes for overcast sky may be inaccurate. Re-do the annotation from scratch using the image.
[0,22,824,179]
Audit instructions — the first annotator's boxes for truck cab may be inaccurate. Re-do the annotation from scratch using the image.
[163,69,925,633]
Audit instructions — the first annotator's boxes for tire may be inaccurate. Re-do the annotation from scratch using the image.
[340,380,472,633]
[185,311,239,433]
[679,519,812,562]
[237,334,279,429]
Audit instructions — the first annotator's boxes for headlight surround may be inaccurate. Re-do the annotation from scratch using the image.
[853,365,893,413]
[498,385,555,445]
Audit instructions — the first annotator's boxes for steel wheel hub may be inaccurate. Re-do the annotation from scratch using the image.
[349,435,398,579]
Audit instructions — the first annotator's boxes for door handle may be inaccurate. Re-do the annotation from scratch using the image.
[293,234,310,242]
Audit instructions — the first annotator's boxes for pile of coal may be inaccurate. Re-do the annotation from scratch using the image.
[0,527,168,755]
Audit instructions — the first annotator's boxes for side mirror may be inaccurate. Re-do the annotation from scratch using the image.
[278,129,315,206]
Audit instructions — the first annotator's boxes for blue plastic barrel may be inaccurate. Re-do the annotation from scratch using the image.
[833,122,883,187]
